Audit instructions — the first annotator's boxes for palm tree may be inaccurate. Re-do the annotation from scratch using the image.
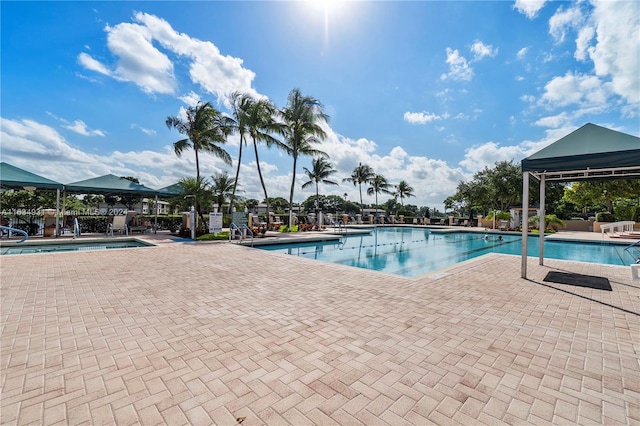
[166,101,234,181]
[367,174,391,216]
[302,157,338,214]
[211,171,238,212]
[174,176,213,229]
[343,163,374,215]
[395,180,415,206]
[227,92,252,213]
[246,98,286,220]
[280,88,329,226]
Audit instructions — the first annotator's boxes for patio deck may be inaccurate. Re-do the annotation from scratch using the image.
[1,231,639,425]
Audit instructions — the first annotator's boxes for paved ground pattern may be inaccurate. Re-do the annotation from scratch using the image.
[1,236,639,425]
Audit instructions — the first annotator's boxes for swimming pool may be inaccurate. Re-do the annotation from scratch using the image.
[0,239,153,255]
[258,228,638,277]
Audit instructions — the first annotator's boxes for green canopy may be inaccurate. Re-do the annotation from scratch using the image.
[157,182,182,197]
[65,174,161,196]
[521,123,640,178]
[0,162,64,191]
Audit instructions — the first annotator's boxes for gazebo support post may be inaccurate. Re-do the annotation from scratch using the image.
[538,174,545,265]
[55,189,61,237]
[154,195,158,234]
[521,171,529,278]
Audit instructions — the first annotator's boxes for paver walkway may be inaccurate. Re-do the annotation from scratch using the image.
[1,238,639,425]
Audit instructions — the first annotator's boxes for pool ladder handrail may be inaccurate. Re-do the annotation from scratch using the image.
[331,219,346,233]
[623,239,640,263]
[229,223,254,246]
[0,226,28,243]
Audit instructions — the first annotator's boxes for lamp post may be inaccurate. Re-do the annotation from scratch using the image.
[184,195,196,240]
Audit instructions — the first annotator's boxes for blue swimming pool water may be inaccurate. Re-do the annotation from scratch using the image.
[0,239,153,255]
[258,228,638,277]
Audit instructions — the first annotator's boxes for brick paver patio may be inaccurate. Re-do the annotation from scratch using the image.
[1,236,639,425]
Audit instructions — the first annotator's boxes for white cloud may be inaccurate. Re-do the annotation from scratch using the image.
[178,91,201,107]
[77,12,259,101]
[441,48,473,81]
[585,0,640,105]
[65,120,107,137]
[77,52,112,76]
[513,0,548,19]
[130,124,157,135]
[516,47,529,60]
[470,40,498,61]
[403,111,441,125]
[549,5,583,44]
[541,72,609,109]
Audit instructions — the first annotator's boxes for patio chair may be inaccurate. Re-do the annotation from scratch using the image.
[107,215,128,237]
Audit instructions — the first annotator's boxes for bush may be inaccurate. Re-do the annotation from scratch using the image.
[613,205,635,221]
[278,225,298,233]
[595,211,615,222]
[197,231,230,241]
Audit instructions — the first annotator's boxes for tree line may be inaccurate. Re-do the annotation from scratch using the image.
[445,160,640,222]
[165,88,422,226]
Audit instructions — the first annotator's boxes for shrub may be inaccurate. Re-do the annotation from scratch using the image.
[197,231,230,241]
[595,211,615,222]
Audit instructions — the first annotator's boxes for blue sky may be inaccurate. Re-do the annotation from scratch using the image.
[1,0,638,210]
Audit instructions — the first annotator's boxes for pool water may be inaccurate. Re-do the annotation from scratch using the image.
[258,228,638,277]
[0,239,153,255]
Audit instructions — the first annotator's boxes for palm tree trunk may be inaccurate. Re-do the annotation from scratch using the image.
[253,139,270,219]
[359,184,364,215]
[288,154,298,227]
[229,135,244,214]
[315,182,319,216]
[195,148,200,181]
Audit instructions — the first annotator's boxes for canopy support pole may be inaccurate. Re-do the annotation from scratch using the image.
[521,172,529,278]
[538,174,546,265]
[154,195,158,234]
[55,189,61,237]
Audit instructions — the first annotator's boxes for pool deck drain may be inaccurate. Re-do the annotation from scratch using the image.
[1,230,639,425]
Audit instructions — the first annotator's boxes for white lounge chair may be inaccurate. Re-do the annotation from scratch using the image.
[107,215,128,236]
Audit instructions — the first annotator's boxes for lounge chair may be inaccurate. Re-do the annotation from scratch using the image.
[107,215,128,236]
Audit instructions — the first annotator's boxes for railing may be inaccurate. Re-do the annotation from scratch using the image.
[229,223,254,246]
[0,226,29,243]
[331,219,346,233]
[624,240,640,263]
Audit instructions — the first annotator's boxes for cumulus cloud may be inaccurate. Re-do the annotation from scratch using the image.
[403,111,442,125]
[77,12,259,101]
[549,5,583,43]
[470,40,498,61]
[584,1,640,105]
[441,48,473,81]
[541,72,610,109]
[513,0,548,19]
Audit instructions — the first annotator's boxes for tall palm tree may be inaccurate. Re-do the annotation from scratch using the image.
[343,163,374,215]
[367,174,391,216]
[166,101,234,181]
[246,98,286,220]
[302,157,338,214]
[211,171,238,212]
[395,180,415,206]
[280,88,329,226]
[227,92,252,213]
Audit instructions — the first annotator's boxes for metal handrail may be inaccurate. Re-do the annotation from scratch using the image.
[0,226,28,243]
[331,219,346,233]
[229,223,254,246]
[623,239,640,263]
